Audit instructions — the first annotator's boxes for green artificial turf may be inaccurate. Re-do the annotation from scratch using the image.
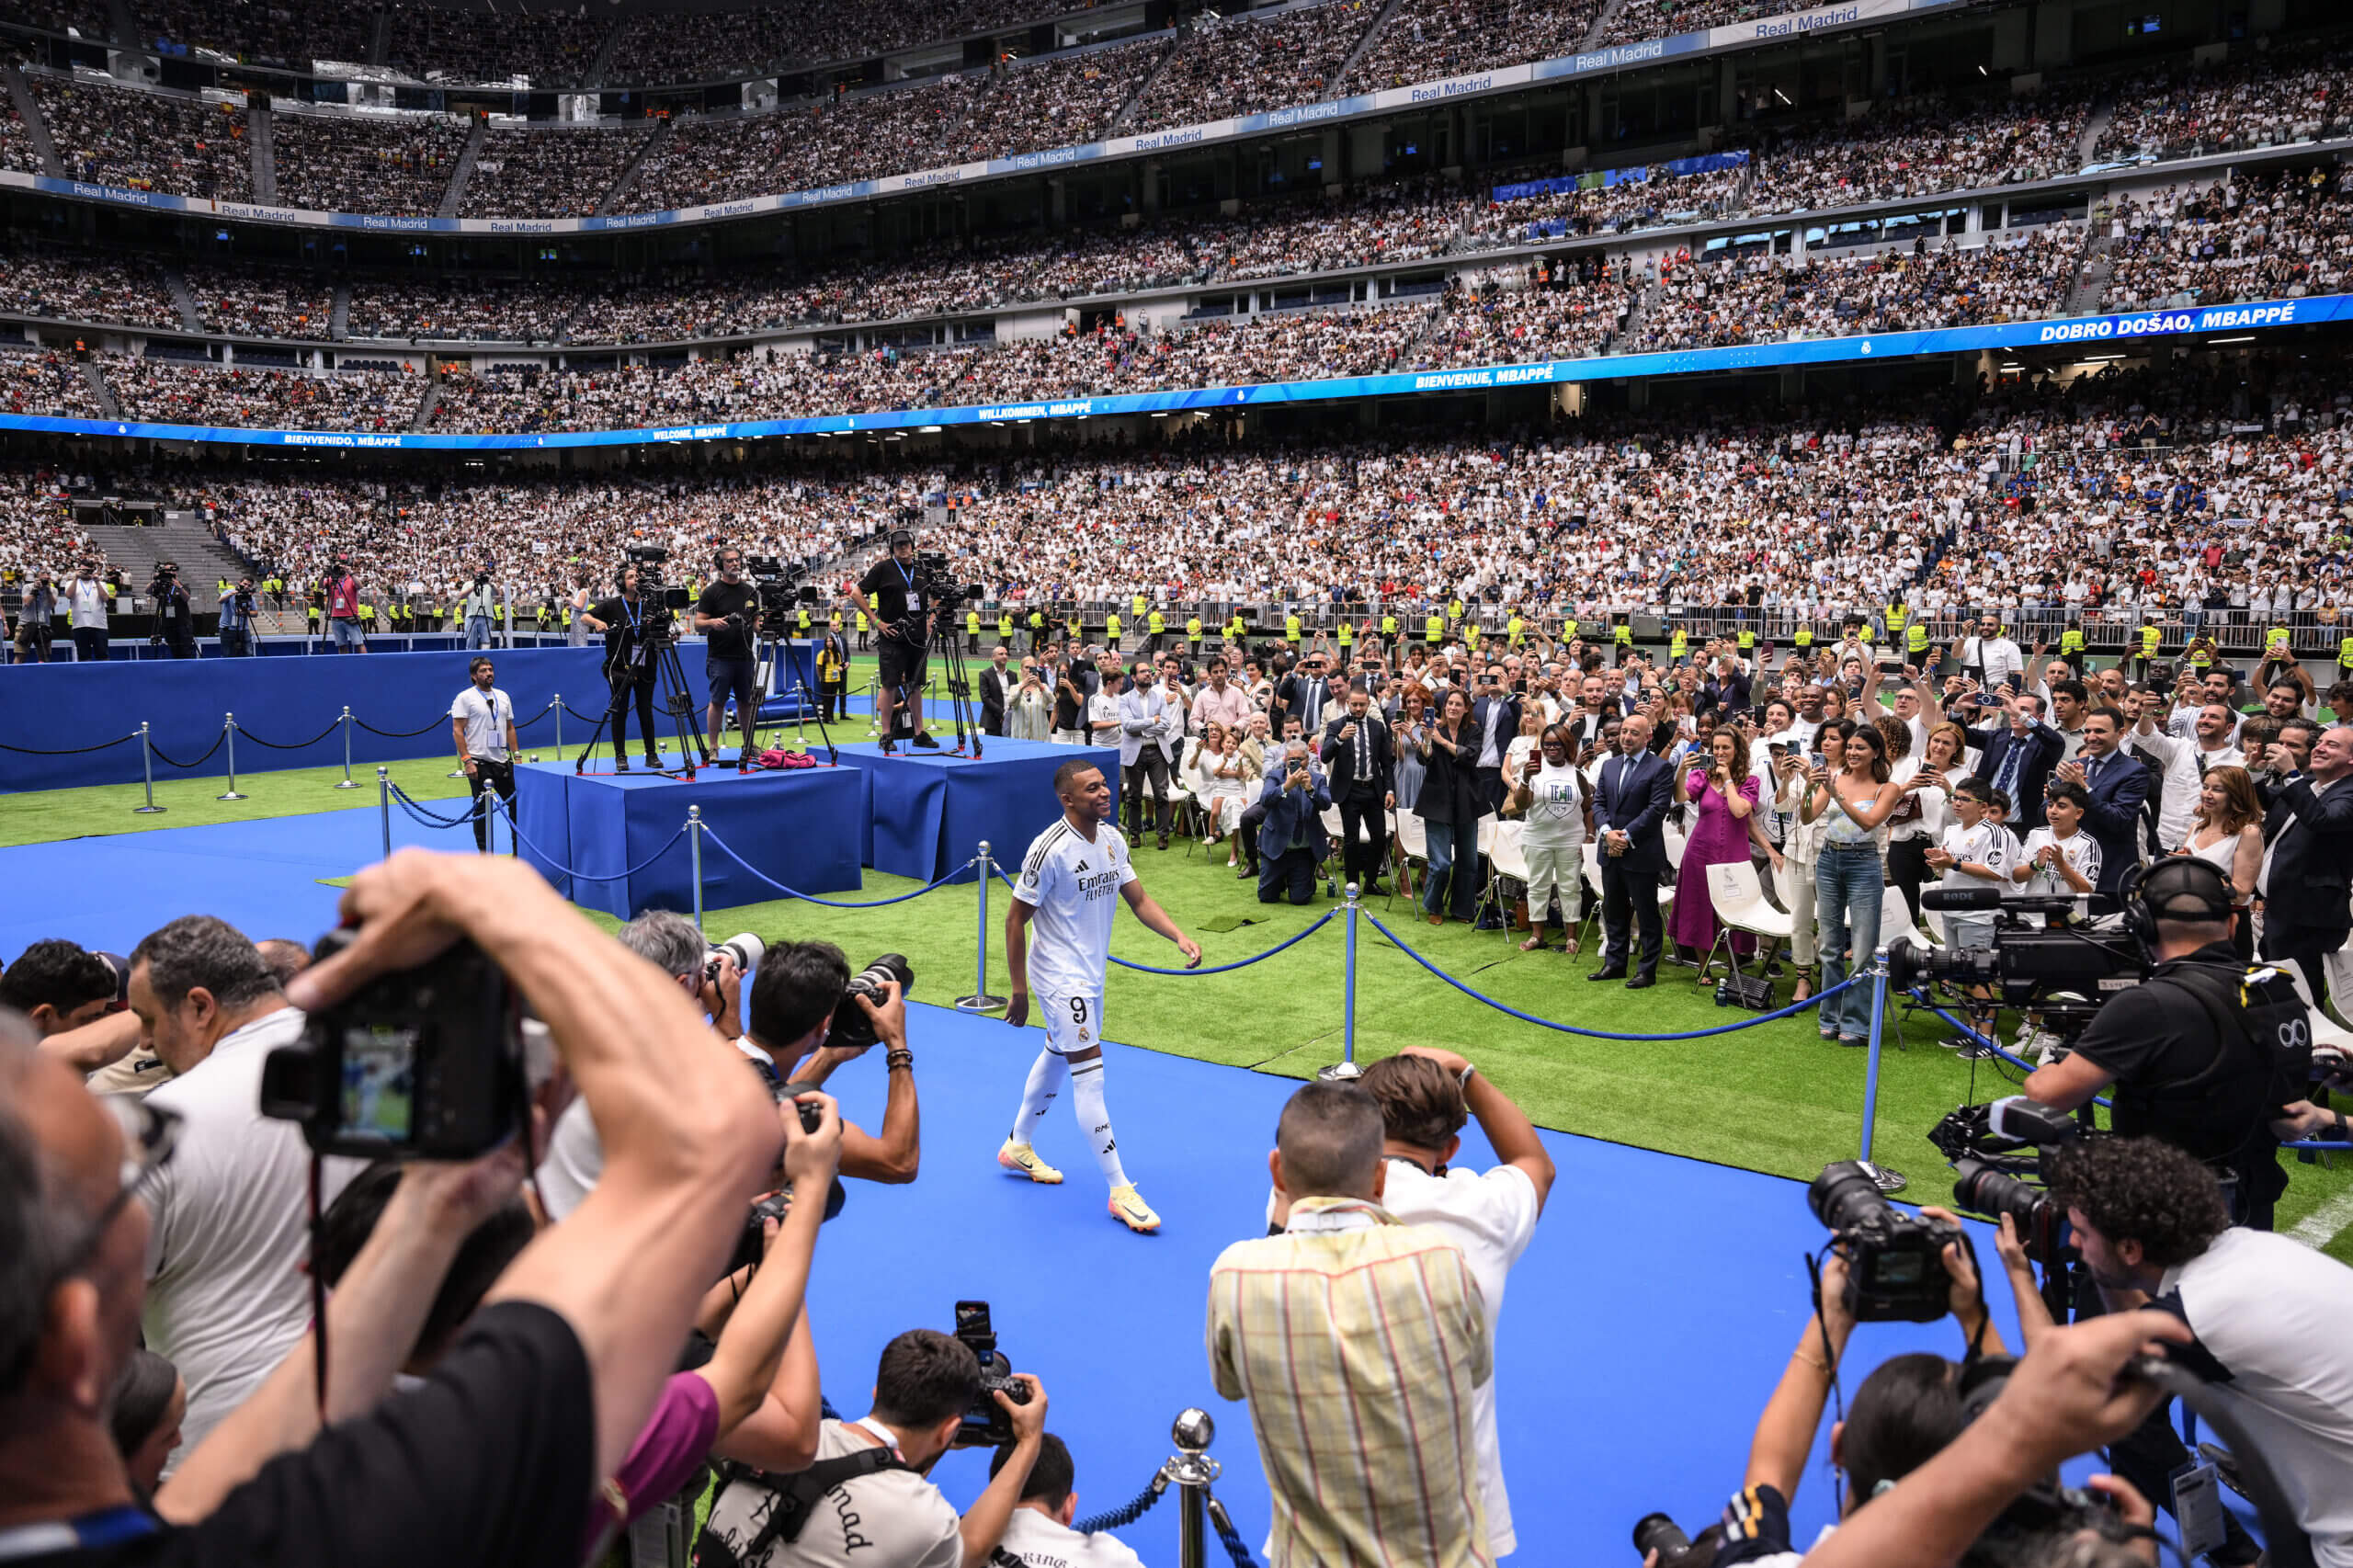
[11,746,2351,1260]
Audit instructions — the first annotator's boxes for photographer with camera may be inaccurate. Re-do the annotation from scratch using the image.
[845,531,942,756]
[0,847,786,1568]
[12,570,56,663]
[700,1325,1048,1568]
[148,564,194,660]
[580,563,664,773]
[457,567,496,653]
[2043,1137,2353,1568]
[64,558,109,662]
[538,925,919,1218]
[697,549,762,764]
[215,576,256,658]
[2020,858,2314,1231]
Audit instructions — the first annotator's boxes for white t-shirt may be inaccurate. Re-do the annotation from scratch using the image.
[1013,817,1136,998]
[2165,1227,2353,1567]
[1377,1157,1541,1558]
[449,685,515,762]
[67,576,108,628]
[1086,690,1121,744]
[996,1508,1147,1568]
[141,1006,362,1461]
[1519,760,1586,852]
[1937,819,2010,896]
[2017,826,2101,898]
[701,1418,961,1568]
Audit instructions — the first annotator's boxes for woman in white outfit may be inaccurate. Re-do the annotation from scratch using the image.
[1006,662,1052,741]
[1771,726,1838,1004]
[1505,722,1593,954]
[1188,720,1256,862]
[2175,762,2264,961]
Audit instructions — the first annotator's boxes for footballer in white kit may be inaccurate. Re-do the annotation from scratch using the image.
[1001,759,1201,1232]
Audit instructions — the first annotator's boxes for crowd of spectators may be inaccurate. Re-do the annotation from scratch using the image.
[182,264,333,339]
[625,74,982,212]
[457,125,652,220]
[1129,1,1380,132]
[1597,0,1809,44]
[1197,176,1466,277]
[1,96,40,174]
[1748,88,2095,210]
[10,0,111,37]
[1464,159,1751,245]
[345,275,575,342]
[1631,229,2086,351]
[0,249,182,330]
[28,74,251,200]
[137,0,376,66]
[0,349,108,419]
[2096,49,2353,162]
[1350,0,1600,94]
[269,110,470,216]
[384,5,600,86]
[1421,260,1635,365]
[949,37,1167,162]
[104,357,424,431]
[600,5,807,85]
[2101,166,2353,311]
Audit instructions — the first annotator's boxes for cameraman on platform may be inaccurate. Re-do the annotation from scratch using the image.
[846,529,941,756]
[580,562,662,772]
[2020,858,2316,1230]
[216,575,257,658]
[459,567,498,652]
[149,562,194,660]
[696,548,761,765]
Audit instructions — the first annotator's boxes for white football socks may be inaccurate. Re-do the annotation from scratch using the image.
[1069,1058,1128,1189]
[1011,1047,1069,1142]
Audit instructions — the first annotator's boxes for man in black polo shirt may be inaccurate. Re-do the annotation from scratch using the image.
[579,564,663,771]
[846,530,940,755]
[694,548,760,766]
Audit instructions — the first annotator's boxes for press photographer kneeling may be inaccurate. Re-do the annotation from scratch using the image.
[2014,859,2322,1231]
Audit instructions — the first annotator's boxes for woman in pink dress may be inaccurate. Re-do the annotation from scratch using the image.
[1670,727,1762,963]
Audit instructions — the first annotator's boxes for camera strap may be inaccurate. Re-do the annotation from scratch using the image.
[699,1446,911,1565]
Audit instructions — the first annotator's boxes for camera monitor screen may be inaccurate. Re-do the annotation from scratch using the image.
[336,1025,417,1144]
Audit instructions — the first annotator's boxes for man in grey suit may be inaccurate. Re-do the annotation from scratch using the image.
[1119,660,1179,849]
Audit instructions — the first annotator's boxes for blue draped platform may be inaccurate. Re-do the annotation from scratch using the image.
[512,755,865,918]
[826,736,1121,881]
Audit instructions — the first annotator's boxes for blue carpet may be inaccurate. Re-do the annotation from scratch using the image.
[3,808,2052,1564]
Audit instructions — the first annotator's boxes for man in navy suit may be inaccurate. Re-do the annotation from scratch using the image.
[2051,706,2150,896]
[1256,741,1334,905]
[1319,687,1395,895]
[1588,713,1672,988]
[1965,688,2068,831]
[1469,669,1522,814]
[2257,723,2353,1008]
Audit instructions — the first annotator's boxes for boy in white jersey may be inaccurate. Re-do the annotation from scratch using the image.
[1000,759,1202,1232]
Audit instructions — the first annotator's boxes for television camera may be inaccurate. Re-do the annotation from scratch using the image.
[1890,889,2144,1039]
[743,553,820,640]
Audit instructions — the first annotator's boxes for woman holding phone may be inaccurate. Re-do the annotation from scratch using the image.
[1417,687,1484,926]
[1506,722,1593,952]
[1802,719,1906,1047]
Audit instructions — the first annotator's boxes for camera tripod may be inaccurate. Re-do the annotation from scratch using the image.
[575,622,710,779]
[753,625,839,766]
[914,609,983,759]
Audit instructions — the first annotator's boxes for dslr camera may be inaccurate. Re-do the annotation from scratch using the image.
[707,930,764,990]
[259,929,527,1160]
[829,953,913,1051]
[724,1094,846,1274]
[1808,1160,1970,1322]
[951,1301,1030,1448]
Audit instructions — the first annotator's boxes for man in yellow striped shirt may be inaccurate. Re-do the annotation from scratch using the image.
[1205,1081,1494,1568]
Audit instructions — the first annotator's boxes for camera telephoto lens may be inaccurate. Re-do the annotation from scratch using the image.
[1807,1160,1892,1234]
[1631,1514,1690,1561]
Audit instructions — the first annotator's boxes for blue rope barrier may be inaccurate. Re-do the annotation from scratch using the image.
[994,864,1336,975]
[699,824,976,907]
[488,797,688,882]
[1905,995,2113,1108]
[1359,909,1861,1040]
[388,784,491,829]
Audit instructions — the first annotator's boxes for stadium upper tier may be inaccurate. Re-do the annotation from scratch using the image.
[5,19,2348,229]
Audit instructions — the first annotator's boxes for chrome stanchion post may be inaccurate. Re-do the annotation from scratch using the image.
[1857,946,1904,1193]
[1166,1410,1220,1568]
[554,693,564,762]
[216,713,246,801]
[335,706,358,788]
[133,722,165,814]
[377,767,391,861]
[1317,883,1363,1083]
[688,805,705,933]
[956,841,1008,1013]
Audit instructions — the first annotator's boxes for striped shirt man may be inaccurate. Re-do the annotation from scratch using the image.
[1205,1196,1494,1568]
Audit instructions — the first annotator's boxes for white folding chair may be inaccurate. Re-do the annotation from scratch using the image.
[1390,809,1428,909]
[1477,820,1530,931]
[1578,840,1607,949]
[1881,885,1933,957]
[1702,860,1794,983]
[2283,961,2353,1056]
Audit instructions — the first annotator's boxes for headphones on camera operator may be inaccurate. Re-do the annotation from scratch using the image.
[2103,858,2312,1207]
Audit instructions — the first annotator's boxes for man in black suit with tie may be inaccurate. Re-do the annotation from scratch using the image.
[979,643,1011,736]
[1319,687,1395,896]
[1275,652,1332,742]
[1964,687,2067,831]
[1589,712,1673,989]
[2256,723,2353,1008]
[2050,706,2149,896]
